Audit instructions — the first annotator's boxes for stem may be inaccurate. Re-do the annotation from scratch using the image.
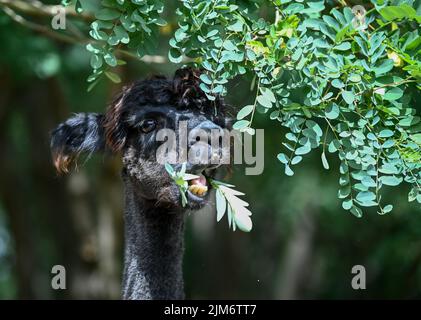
[286,121,306,168]
[275,6,281,25]
[0,0,94,22]
[248,81,261,128]
[372,21,393,33]
[375,151,383,212]
[322,124,330,155]
[324,117,355,203]
[1,4,177,65]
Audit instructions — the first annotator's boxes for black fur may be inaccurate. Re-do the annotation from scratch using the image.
[51,68,231,172]
[50,68,231,300]
[51,113,105,173]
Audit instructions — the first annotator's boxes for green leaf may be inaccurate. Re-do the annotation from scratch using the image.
[306,120,322,137]
[227,204,233,228]
[408,187,419,202]
[342,91,355,104]
[378,129,394,138]
[342,198,353,210]
[104,71,121,83]
[410,134,421,144]
[356,191,376,202]
[227,19,244,32]
[338,186,351,199]
[113,25,129,44]
[380,176,403,186]
[181,192,187,207]
[277,153,289,164]
[328,140,340,153]
[286,133,297,142]
[349,74,361,83]
[210,179,235,188]
[373,59,394,76]
[75,0,83,13]
[233,120,250,130]
[180,162,186,176]
[340,162,348,174]
[183,174,200,181]
[399,116,420,127]
[285,165,294,176]
[291,156,302,165]
[295,143,311,155]
[216,189,227,222]
[334,42,351,51]
[335,25,350,43]
[164,163,175,176]
[104,53,117,67]
[321,151,329,170]
[234,211,252,232]
[257,95,272,108]
[90,54,102,69]
[379,5,417,21]
[237,105,254,120]
[350,205,363,218]
[168,48,183,63]
[199,73,212,85]
[325,103,340,119]
[332,79,344,88]
[261,88,276,103]
[383,87,403,101]
[87,77,101,92]
[95,9,121,20]
[382,204,393,214]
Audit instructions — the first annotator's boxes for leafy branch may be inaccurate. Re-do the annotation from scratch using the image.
[11,0,419,218]
[165,164,253,232]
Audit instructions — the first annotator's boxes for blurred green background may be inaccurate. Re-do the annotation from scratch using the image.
[0,0,420,299]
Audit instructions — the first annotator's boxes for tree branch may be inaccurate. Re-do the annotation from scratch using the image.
[1,4,80,44]
[0,0,94,22]
[0,0,191,65]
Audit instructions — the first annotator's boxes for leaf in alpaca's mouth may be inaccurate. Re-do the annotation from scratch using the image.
[165,163,253,232]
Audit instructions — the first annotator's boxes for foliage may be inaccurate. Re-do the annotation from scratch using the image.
[63,0,421,218]
[210,178,253,232]
[63,0,166,89]
[165,162,198,207]
[165,163,253,232]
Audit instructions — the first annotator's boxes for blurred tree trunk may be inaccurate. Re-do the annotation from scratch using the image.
[0,73,122,299]
[276,206,318,299]
[0,71,37,298]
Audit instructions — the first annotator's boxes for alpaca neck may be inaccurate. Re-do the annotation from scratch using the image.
[121,174,185,300]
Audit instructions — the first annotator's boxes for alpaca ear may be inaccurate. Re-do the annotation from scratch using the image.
[173,67,208,108]
[103,85,131,152]
[51,113,105,174]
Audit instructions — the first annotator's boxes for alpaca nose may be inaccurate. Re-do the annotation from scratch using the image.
[188,121,223,147]
[187,121,224,170]
[192,120,222,134]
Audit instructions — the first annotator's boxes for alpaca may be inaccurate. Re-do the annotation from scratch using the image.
[50,68,231,300]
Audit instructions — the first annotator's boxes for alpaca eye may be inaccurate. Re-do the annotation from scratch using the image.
[139,119,157,133]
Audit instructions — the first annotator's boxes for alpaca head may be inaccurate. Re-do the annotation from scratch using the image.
[51,68,232,210]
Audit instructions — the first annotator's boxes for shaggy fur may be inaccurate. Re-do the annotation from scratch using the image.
[50,68,231,299]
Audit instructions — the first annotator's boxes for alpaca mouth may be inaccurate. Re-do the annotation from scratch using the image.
[187,173,208,198]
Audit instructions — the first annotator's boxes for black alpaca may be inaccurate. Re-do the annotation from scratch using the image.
[50,68,231,299]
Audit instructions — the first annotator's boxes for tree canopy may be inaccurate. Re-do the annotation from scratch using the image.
[5,0,421,217]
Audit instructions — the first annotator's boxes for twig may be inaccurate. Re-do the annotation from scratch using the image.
[0,0,94,22]
[1,5,79,44]
[1,4,188,65]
